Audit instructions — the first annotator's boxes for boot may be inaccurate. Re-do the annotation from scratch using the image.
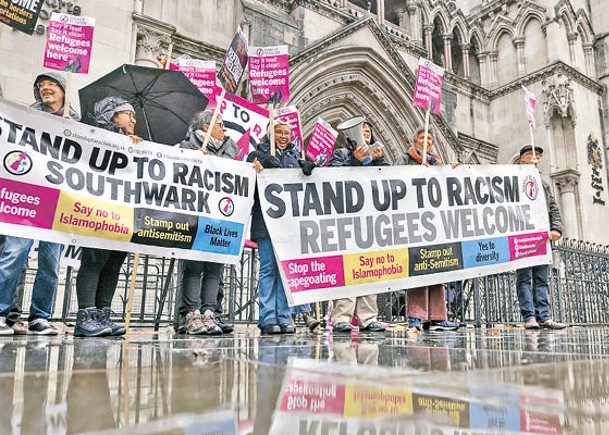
[74,308,112,337]
[99,307,126,336]
[302,312,320,332]
[291,313,297,326]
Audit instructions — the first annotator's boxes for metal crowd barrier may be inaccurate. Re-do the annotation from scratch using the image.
[12,238,607,327]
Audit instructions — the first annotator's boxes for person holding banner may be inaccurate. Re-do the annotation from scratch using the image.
[516,145,567,330]
[248,119,316,335]
[177,111,239,335]
[395,126,459,332]
[0,72,80,336]
[74,96,143,338]
[328,120,387,334]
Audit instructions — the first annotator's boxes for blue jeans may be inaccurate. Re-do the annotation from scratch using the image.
[257,237,291,328]
[516,265,550,322]
[290,304,312,315]
[0,237,62,320]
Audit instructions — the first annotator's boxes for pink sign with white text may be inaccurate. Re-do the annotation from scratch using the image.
[275,106,303,154]
[172,59,222,110]
[43,13,95,74]
[248,45,290,105]
[413,58,444,115]
[306,117,337,167]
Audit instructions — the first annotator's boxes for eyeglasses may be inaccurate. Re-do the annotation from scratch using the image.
[116,110,136,119]
[37,80,61,89]
[213,122,225,129]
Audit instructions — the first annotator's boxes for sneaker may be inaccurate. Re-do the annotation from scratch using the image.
[28,318,59,336]
[183,310,207,335]
[260,324,281,335]
[407,317,422,331]
[279,323,295,334]
[74,308,112,337]
[428,320,459,331]
[524,318,541,330]
[201,310,223,335]
[539,319,567,330]
[0,317,14,336]
[360,321,386,332]
[213,313,234,334]
[10,320,28,336]
[99,308,126,336]
[333,322,353,334]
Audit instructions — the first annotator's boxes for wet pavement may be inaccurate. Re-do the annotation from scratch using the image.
[0,325,608,434]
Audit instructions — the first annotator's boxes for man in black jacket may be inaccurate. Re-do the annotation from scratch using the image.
[516,145,567,330]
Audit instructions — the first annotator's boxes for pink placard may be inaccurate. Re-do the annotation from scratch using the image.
[248,46,290,105]
[275,106,303,153]
[279,378,346,414]
[305,118,338,167]
[413,58,444,115]
[0,177,60,229]
[172,59,222,110]
[281,255,345,292]
[43,13,95,74]
[523,85,537,128]
[508,232,548,261]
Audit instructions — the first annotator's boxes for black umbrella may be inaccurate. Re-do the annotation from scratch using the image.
[79,64,209,145]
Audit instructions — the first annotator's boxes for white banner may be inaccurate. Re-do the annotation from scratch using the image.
[257,164,553,305]
[0,99,256,264]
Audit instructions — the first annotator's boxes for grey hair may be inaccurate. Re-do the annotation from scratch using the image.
[189,110,220,133]
[412,126,436,143]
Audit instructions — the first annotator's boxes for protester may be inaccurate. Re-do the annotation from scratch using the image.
[327,120,387,334]
[516,145,567,330]
[0,236,28,335]
[0,72,79,336]
[177,111,239,335]
[74,96,143,338]
[395,127,459,332]
[291,304,320,332]
[247,119,316,335]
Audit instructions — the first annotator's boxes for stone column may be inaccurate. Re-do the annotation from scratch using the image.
[377,0,385,24]
[583,44,595,78]
[553,171,581,239]
[513,37,526,78]
[443,34,453,72]
[407,3,420,43]
[489,50,499,87]
[479,52,489,87]
[135,27,170,68]
[567,32,577,64]
[424,24,433,59]
[461,43,471,79]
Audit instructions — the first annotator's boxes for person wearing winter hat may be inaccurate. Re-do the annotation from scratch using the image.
[176,111,239,335]
[74,96,142,338]
[0,72,80,336]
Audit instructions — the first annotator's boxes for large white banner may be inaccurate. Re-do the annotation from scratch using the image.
[258,164,553,305]
[0,99,256,264]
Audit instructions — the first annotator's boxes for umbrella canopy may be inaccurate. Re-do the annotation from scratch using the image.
[79,64,209,145]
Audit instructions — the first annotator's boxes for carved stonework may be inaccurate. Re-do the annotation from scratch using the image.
[553,169,581,192]
[542,73,575,126]
[135,27,172,68]
[587,132,603,170]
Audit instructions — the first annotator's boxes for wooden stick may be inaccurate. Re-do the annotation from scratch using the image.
[164,43,173,70]
[269,103,275,156]
[529,123,536,156]
[124,253,140,332]
[421,106,431,165]
[201,88,227,152]
[63,72,73,119]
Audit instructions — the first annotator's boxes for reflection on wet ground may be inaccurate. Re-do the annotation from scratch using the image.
[0,326,608,434]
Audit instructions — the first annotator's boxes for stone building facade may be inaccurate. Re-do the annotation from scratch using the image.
[0,0,608,242]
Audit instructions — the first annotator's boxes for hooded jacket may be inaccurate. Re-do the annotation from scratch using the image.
[30,71,80,121]
[246,140,301,240]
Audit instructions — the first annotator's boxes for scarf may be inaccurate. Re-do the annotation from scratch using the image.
[408,146,443,166]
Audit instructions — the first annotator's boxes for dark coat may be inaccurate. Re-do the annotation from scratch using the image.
[179,134,240,159]
[247,141,301,240]
[327,141,389,167]
[542,180,563,235]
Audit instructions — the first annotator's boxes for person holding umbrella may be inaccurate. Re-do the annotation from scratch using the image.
[177,111,239,335]
[74,97,143,338]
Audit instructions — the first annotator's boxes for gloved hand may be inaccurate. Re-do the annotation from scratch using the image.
[299,160,316,176]
[260,156,281,168]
